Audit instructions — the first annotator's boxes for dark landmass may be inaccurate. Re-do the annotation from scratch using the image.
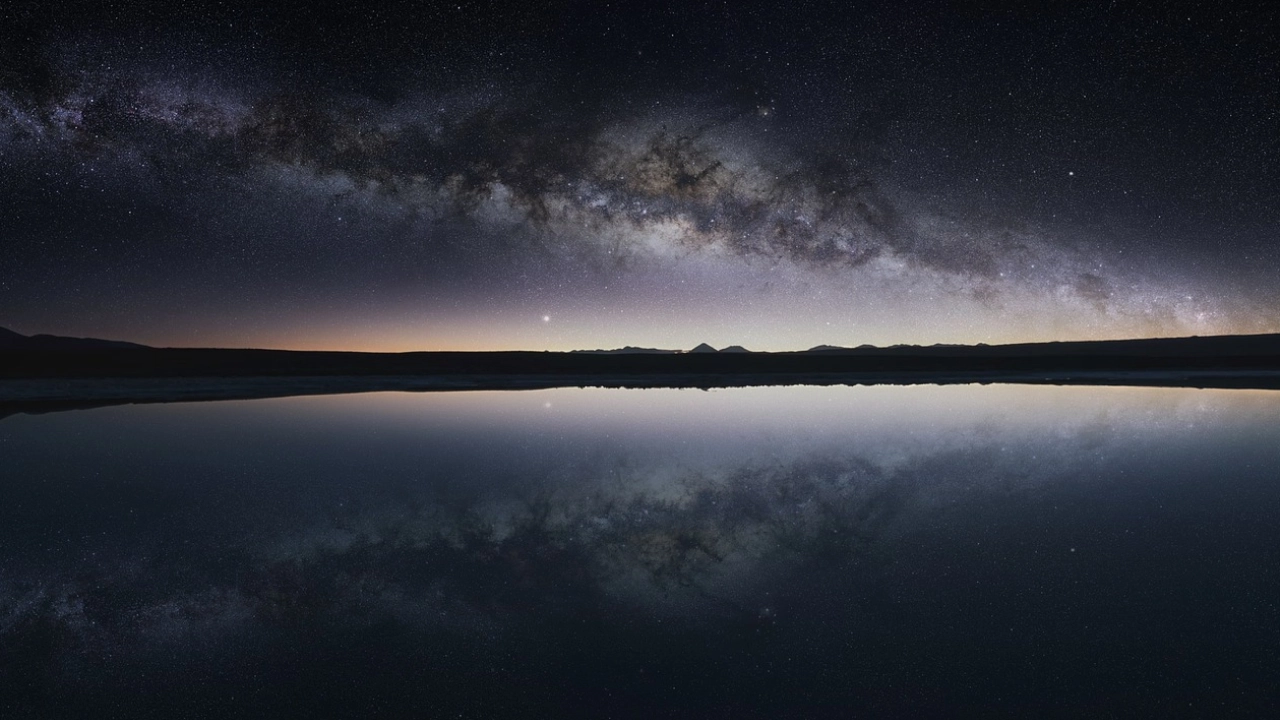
[0,326,149,351]
[3,329,1280,416]
[570,346,680,354]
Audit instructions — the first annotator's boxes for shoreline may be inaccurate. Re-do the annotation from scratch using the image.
[5,370,1280,418]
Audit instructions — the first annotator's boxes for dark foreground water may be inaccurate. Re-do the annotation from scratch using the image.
[2,385,1279,718]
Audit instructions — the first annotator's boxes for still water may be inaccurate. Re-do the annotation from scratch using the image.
[3,385,1279,717]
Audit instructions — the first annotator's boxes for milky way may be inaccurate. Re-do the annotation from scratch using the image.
[2,1,1277,350]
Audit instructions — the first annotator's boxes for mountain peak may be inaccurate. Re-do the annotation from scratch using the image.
[688,343,718,353]
[570,346,679,354]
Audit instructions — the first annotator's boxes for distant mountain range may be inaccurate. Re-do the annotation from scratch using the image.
[575,343,752,354]
[570,346,680,354]
[0,329,1014,355]
[0,327,149,351]
[4,329,1280,405]
[573,342,1008,354]
[7,326,1280,363]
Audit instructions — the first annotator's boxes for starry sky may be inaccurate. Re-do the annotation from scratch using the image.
[2,0,1277,351]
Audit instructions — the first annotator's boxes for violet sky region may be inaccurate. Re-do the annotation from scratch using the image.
[2,1,1277,351]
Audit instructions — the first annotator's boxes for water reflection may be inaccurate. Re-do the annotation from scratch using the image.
[3,385,1279,716]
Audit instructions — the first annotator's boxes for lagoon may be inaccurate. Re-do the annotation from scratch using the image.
[3,385,1279,716]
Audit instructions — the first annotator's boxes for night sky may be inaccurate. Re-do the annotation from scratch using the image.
[2,1,1277,351]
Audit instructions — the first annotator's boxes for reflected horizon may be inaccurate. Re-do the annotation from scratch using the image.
[4,385,1279,716]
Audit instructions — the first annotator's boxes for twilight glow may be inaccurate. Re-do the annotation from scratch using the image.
[2,2,1277,350]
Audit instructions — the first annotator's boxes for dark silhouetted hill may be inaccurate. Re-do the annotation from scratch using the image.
[570,347,679,354]
[0,327,149,351]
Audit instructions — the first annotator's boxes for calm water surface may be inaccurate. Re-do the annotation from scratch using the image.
[3,385,1279,717]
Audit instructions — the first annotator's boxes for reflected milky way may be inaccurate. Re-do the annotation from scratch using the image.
[3,386,1280,715]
